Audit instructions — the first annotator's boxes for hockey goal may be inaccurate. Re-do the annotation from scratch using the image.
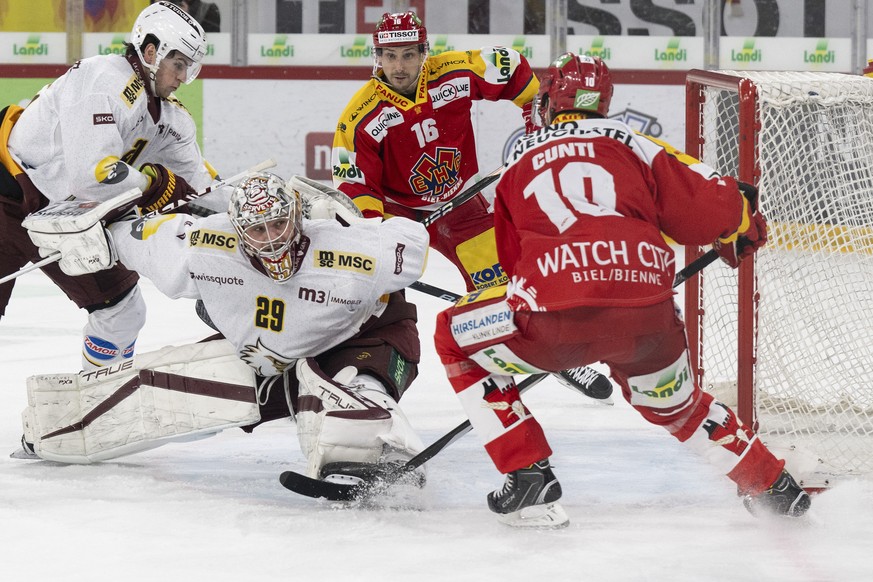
[685,69,873,488]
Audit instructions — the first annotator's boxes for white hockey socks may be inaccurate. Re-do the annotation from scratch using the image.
[81,285,147,371]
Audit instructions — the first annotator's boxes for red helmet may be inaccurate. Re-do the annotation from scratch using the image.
[372,11,427,50]
[534,53,613,125]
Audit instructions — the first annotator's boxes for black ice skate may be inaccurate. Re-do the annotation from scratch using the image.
[742,469,811,517]
[554,366,614,402]
[487,459,569,528]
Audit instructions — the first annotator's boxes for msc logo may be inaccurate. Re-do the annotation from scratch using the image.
[121,73,144,107]
[471,263,508,289]
[188,229,237,251]
[315,250,375,274]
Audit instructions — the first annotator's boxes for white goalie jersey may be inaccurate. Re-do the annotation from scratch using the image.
[108,213,429,376]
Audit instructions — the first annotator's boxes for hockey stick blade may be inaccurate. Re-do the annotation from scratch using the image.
[279,462,421,502]
[279,471,361,501]
[278,374,548,501]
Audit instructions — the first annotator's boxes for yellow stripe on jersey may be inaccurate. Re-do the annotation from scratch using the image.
[455,284,509,307]
[352,193,385,217]
[640,134,702,167]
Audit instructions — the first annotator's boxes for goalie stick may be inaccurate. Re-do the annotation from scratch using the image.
[279,372,549,501]
[0,159,277,285]
[279,242,726,502]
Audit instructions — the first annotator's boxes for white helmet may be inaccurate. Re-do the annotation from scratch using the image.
[130,1,206,92]
[229,173,303,283]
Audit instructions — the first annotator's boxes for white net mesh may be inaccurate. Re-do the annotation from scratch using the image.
[695,71,873,481]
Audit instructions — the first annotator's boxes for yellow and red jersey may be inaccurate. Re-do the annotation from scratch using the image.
[332,46,538,218]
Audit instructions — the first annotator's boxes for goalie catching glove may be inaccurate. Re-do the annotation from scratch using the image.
[138,163,198,213]
[22,188,141,276]
[713,181,767,269]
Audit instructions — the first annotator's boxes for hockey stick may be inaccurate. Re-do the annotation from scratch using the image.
[420,167,502,227]
[280,244,723,501]
[407,167,503,302]
[0,159,276,286]
[279,239,731,501]
[279,372,549,501]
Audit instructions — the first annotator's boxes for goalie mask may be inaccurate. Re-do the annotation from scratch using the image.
[372,11,429,77]
[532,53,613,127]
[229,173,303,283]
[131,1,207,94]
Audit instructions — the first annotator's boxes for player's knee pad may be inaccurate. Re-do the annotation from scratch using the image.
[23,339,258,463]
[81,285,147,370]
[624,349,695,411]
[295,358,422,478]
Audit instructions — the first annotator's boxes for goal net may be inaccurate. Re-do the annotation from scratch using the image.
[685,70,873,487]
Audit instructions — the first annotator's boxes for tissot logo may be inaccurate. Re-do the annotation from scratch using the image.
[378,30,420,44]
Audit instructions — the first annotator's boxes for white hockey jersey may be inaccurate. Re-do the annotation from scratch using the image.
[7,53,218,207]
[108,214,430,376]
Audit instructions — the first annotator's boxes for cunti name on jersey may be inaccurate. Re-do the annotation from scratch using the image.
[507,124,635,168]
[314,250,376,274]
[188,228,238,252]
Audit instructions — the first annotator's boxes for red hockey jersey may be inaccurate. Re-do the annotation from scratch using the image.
[332,47,538,217]
[495,118,746,311]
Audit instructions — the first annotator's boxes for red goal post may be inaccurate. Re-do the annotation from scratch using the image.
[684,69,873,488]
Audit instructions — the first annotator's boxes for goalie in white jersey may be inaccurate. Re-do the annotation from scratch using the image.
[20,173,431,486]
[0,2,224,374]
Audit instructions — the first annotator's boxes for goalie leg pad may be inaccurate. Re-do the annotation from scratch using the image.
[295,359,423,478]
[24,339,259,464]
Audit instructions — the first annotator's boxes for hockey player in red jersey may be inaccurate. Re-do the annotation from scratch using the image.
[433,53,811,527]
[332,10,536,293]
[333,11,613,401]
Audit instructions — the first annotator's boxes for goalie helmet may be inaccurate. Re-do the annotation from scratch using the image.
[130,1,207,92]
[532,53,613,126]
[229,173,303,283]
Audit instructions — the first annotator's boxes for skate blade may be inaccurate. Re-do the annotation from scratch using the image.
[9,447,39,460]
[495,501,570,529]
